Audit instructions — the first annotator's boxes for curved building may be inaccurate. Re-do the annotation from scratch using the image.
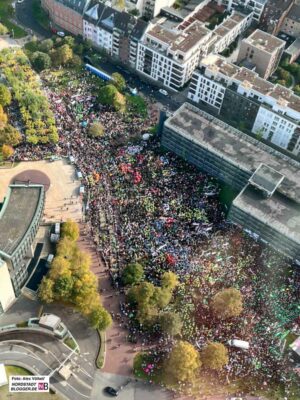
[0,184,45,304]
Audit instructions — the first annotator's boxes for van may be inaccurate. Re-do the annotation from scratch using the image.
[76,170,83,180]
[228,339,249,350]
[47,254,54,266]
[55,222,60,235]
[79,186,85,194]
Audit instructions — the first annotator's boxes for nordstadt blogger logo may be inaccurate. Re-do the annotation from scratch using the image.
[9,376,50,392]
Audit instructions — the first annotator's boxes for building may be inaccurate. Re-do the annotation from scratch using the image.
[41,0,91,36]
[0,184,45,299]
[260,0,294,35]
[136,9,252,91]
[126,0,176,19]
[83,2,148,67]
[237,29,285,79]
[0,259,15,314]
[217,0,267,21]
[161,102,300,260]
[282,3,300,37]
[285,38,300,63]
[187,54,300,155]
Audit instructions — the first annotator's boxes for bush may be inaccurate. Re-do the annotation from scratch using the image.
[88,121,104,137]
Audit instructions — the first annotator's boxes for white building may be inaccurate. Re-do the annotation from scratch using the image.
[217,0,267,21]
[188,54,300,155]
[126,0,176,19]
[0,259,15,313]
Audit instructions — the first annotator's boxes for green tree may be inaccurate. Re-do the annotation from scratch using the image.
[122,263,144,285]
[54,44,73,66]
[61,219,80,241]
[161,271,179,291]
[0,105,8,129]
[88,121,105,138]
[113,91,126,112]
[38,277,54,303]
[164,341,201,383]
[98,84,118,106]
[211,288,243,319]
[54,275,73,298]
[0,84,12,107]
[69,54,82,67]
[0,23,8,35]
[63,36,75,48]
[89,305,112,330]
[201,342,229,371]
[112,72,126,92]
[2,144,14,160]
[0,125,22,146]
[39,39,54,53]
[160,312,182,337]
[30,51,52,71]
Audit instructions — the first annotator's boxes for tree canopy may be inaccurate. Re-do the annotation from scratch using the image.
[61,219,80,241]
[159,311,182,337]
[122,262,144,286]
[112,72,126,92]
[0,124,22,146]
[164,341,201,383]
[98,84,126,112]
[201,342,229,370]
[88,121,105,138]
[30,51,51,72]
[0,84,12,107]
[211,288,243,319]
[2,144,14,160]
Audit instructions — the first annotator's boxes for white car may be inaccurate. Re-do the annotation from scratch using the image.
[57,31,65,37]
[17,0,24,3]
[159,88,168,96]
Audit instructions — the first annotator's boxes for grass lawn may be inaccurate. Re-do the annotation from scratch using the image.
[63,336,77,350]
[0,0,27,38]
[0,366,61,399]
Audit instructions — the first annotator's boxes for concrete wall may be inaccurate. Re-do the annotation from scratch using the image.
[0,259,15,313]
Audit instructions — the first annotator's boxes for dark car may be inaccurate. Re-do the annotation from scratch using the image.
[104,387,118,397]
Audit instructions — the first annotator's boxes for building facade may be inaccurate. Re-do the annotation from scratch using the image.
[41,0,91,36]
[259,0,294,35]
[217,0,267,21]
[126,0,176,19]
[0,185,45,297]
[161,103,300,260]
[237,29,285,79]
[188,54,300,155]
[282,3,300,37]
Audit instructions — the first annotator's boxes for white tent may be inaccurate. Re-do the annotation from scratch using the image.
[0,364,8,387]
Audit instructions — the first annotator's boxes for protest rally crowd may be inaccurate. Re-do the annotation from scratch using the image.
[12,68,300,397]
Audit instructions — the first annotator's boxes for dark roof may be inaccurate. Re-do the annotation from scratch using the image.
[56,0,91,14]
[131,19,148,40]
[0,185,44,257]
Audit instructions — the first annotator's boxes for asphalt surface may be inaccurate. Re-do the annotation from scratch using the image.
[15,0,51,38]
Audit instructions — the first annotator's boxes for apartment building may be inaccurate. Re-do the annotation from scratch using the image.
[237,29,285,79]
[187,54,300,155]
[217,0,267,21]
[260,0,294,35]
[136,9,252,91]
[83,2,148,67]
[126,0,176,19]
[161,103,300,260]
[41,0,91,36]
[282,3,300,37]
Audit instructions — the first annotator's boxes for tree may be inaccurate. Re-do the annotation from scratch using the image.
[69,54,82,67]
[0,84,12,107]
[63,36,75,48]
[112,72,126,92]
[113,91,126,112]
[161,271,179,291]
[54,44,73,66]
[164,341,201,383]
[211,288,243,319]
[160,312,182,337]
[88,121,105,138]
[89,305,112,330]
[0,23,8,35]
[2,144,14,160]
[201,342,229,371]
[54,275,73,298]
[98,84,118,106]
[38,277,54,303]
[39,39,54,53]
[61,219,80,241]
[30,51,51,71]
[0,105,8,129]
[0,125,22,146]
[122,262,144,285]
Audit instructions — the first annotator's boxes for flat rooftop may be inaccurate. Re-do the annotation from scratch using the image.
[233,185,300,245]
[199,54,300,112]
[249,164,285,196]
[0,185,43,256]
[164,103,300,203]
[244,29,285,53]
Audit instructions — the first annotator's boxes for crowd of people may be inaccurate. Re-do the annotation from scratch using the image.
[12,68,300,398]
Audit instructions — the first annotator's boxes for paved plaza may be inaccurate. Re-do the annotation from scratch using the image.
[0,159,82,222]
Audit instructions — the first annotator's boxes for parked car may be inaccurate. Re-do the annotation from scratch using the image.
[104,387,118,397]
[159,88,168,96]
[57,31,65,37]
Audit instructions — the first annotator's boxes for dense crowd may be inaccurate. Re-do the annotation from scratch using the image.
[13,69,300,398]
